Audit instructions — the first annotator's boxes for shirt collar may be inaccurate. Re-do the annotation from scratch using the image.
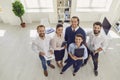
[55,33,63,38]
[71,26,79,31]
[92,32,102,37]
[39,35,46,40]
[74,43,83,48]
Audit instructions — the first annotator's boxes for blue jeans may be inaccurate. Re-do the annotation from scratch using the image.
[39,55,51,71]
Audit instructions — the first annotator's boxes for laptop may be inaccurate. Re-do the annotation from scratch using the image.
[74,48,84,57]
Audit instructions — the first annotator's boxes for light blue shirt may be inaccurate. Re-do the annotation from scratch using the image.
[68,43,88,59]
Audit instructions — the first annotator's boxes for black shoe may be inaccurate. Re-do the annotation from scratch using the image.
[60,72,63,74]
[81,63,87,67]
[73,73,76,76]
[94,70,98,76]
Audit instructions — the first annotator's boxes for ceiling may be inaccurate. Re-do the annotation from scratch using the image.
[0,0,120,25]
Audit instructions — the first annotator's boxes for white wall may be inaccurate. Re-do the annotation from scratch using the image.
[71,0,120,25]
[0,0,22,25]
[99,0,120,25]
[0,0,120,26]
[27,12,57,23]
[0,0,57,25]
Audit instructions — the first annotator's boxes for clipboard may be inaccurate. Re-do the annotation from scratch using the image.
[74,48,84,57]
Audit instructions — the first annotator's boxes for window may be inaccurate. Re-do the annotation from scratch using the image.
[76,0,113,12]
[21,0,54,12]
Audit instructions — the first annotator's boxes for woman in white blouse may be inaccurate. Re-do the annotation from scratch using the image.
[52,24,66,68]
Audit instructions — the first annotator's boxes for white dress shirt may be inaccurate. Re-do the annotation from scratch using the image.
[87,31,107,52]
[71,26,79,31]
[32,35,54,60]
[51,33,65,50]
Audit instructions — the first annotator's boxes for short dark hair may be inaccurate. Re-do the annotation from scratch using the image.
[37,25,45,30]
[71,16,80,26]
[56,24,63,30]
[75,34,83,40]
[93,21,102,27]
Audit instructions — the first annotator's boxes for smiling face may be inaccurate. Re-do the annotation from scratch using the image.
[75,36,83,46]
[93,24,101,35]
[56,27,63,35]
[37,26,45,38]
[71,18,79,28]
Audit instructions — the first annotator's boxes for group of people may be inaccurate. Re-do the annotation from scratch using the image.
[32,16,107,77]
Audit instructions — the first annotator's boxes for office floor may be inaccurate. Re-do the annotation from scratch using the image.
[0,23,120,80]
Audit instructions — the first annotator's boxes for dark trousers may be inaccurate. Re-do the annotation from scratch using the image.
[84,49,99,71]
[62,58,83,73]
[54,49,65,61]
[39,55,51,71]
[64,47,70,63]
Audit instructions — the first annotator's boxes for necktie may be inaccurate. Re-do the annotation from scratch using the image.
[73,29,75,32]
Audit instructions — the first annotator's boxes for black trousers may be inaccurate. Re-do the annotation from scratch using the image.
[84,48,99,71]
[54,49,65,61]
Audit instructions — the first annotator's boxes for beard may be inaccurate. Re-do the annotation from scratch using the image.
[39,33,45,37]
[94,30,100,35]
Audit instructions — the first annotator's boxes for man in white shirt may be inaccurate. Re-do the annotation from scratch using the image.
[32,25,55,77]
[84,22,107,76]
